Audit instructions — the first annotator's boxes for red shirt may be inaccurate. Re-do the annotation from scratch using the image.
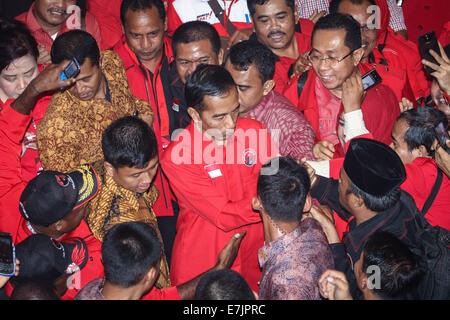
[0,101,32,240]
[16,3,102,54]
[160,118,279,292]
[141,285,181,300]
[439,21,450,46]
[284,64,399,147]
[361,61,416,104]
[401,157,450,230]
[373,0,430,100]
[87,0,123,50]
[0,103,104,300]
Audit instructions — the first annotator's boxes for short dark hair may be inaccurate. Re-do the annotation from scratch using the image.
[347,179,401,212]
[10,279,60,300]
[312,13,362,52]
[257,157,310,223]
[120,0,166,25]
[102,116,158,169]
[226,40,277,83]
[172,20,221,58]
[51,30,100,66]
[102,221,162,288]
[195,269,255,300]
[0,16,38,73]
[185,64,236,113]
[329,0,376,14]
[247,0,295,16]
[362,231,425,300]
[397,106,448,156]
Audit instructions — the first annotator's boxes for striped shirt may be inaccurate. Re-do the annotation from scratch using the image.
[245,90,316,161]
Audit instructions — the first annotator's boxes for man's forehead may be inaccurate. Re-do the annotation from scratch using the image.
[176,39,216,58]
[312,29,348,51]
[338,0,372,24]
[118,157,159,174]
[124,7,164,27]
[203,89,238,111]
[226,62,261,84]
[254,0,291,14]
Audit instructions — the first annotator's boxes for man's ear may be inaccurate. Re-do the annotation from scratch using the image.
[187,107,201,123]
[293,5,299,24]
[218,48,225,65]
[303,194,312,213]
[104,161,116,178]
[262,79,275,96]
[53,219,65,232]
[145,266,159,284]
[414,145,428,158]
[164,18,168,33]
[353,194,365,209]
[252,196,262,212]
[352,47,365,65]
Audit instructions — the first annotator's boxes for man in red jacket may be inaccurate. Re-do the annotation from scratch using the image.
[15,0,102,64]
[330,0,429,102]
[247,0,312,93]
[329,0,416,104]
[0,61,104,300]
[160,65,279,292]
[113,0,185,265]
[284,13,399,161]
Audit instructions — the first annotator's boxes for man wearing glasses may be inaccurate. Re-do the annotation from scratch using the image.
[285,13,399,160]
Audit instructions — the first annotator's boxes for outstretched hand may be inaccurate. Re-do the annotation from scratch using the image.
[215,231,247,270]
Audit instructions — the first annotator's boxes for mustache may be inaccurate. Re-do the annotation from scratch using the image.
[267,30,286,37]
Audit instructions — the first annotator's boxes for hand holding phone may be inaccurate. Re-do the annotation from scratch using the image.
[361,69,382,91]
[0,232,15,277]
[418,31,440,75]
[60,58,80,89]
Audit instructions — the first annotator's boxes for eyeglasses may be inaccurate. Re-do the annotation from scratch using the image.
[308,49,357,67]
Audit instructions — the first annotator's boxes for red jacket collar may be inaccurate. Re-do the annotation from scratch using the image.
[114,35,174,70]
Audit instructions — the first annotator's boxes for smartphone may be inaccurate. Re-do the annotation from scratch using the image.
[60,58,80,82]
[0,232,15,277]
[418,31,440,74]
[362,69,382,91]
[435,122,450,154]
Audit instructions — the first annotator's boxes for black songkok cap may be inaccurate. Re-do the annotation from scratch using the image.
[343,138,406,196]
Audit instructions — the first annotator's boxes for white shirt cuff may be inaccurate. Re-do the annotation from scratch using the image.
[306,160,330,178]
[343,110,369,143]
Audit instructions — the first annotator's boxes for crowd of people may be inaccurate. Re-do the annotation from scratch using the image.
[0,0,449,301]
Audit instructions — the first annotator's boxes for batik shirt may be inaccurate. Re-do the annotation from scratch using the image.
[258,217,334,300]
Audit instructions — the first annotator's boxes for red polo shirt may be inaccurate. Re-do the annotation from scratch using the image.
[16,3,102,54]
[160,118,279,292]
[0,103,104,300]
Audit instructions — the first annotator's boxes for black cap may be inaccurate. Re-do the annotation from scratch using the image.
[19,164,99,226]
[15,234,88,283]
[343,138,406,196]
